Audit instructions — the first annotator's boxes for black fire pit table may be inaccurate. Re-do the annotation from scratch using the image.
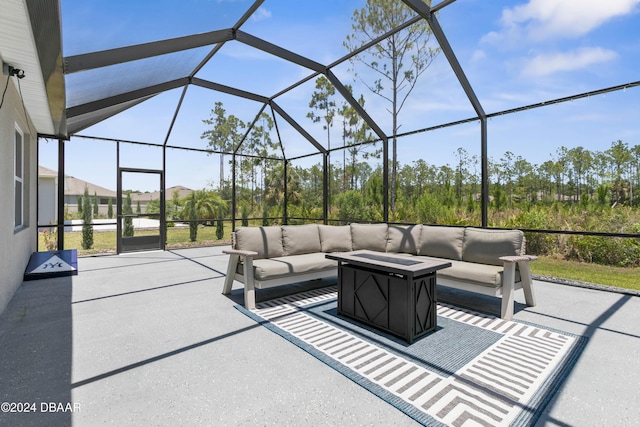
[325,250,451,344]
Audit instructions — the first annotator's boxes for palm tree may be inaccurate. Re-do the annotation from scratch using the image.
[182,190,227,242]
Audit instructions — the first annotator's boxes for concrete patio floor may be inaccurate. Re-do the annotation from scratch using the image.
[1,246,639,426]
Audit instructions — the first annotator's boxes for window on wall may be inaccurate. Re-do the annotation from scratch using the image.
[14,126,24,228]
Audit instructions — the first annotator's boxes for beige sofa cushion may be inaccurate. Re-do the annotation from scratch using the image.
[462,228,524,266]
[351,223,388,252]
[235,226,284,260]
[318,225,352,252]
[244,253,338,281]
[282,224,321,256]
[428,259,520,288]
[418,225,464,260]
[387,224,422,254]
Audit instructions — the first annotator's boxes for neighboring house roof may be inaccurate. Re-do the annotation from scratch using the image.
[38,165,57,178]
[131,186,193,203]
[38,166,116,198]
[65,176,117,199]
[166,185,194,200]
[38,166,193,200]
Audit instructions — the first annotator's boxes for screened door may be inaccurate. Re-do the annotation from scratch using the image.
[117,168,165,253]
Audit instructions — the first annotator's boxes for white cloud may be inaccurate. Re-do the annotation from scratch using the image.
[500,0,639,41]
[251,7,272,22]
[522,47,618,77]
[470,49,487,63]
[478,1,636,76]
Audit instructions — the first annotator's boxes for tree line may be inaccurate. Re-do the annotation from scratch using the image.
[187,0,640,266]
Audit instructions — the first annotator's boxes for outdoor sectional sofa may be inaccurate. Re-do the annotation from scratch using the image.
[222,223,537,320]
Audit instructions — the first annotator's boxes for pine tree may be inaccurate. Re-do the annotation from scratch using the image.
[344,0,440,211]
[93,192,99,216]
[200,101,246,191]
[81,186,93,249]
[107,198,113,218]
[241,204,249,227]
[123,192,134,237]
[216,207,224,240]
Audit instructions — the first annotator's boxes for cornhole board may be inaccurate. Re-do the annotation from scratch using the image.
[24,249,78,281]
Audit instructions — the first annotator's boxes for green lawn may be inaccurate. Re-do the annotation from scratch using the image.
[40,228,640,291]
[40,226,232,256]
[532,256,640,291]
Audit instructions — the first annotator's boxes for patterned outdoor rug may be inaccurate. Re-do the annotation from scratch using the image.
[235,286,586,426]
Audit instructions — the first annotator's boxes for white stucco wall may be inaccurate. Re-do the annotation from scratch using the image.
[0,67,38,315]
[38,175,57,227]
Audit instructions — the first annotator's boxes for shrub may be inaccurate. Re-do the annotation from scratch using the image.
[416,192,448,224]
[569,235,640,267]
[508,207,558,256]
[42,228,57,251]
[335,190,364,221]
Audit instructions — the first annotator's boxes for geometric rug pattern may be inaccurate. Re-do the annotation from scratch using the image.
[236,286,586,426]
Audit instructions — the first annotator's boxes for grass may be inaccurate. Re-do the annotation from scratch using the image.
[40,227,640,292]
[39,225,232,256]
[532,256,640,291]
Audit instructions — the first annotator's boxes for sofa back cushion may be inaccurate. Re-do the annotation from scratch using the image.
[282,224,322,256]
[387,224,422,254]
[234,226,284,259]
[318,225,352,252]
[350,223,388,252]
[462,228,524,266]
[418,225,465,260]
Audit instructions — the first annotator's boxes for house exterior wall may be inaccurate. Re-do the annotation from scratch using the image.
[0,68,38,315]
[38,175,57,227]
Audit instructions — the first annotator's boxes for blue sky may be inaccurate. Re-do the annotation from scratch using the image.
[40,0,640,192]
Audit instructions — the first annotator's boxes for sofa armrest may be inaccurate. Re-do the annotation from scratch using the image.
[222,249,258,257]
[222,249,258,298]
[499,255,538,263]
[499,255,537,316]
